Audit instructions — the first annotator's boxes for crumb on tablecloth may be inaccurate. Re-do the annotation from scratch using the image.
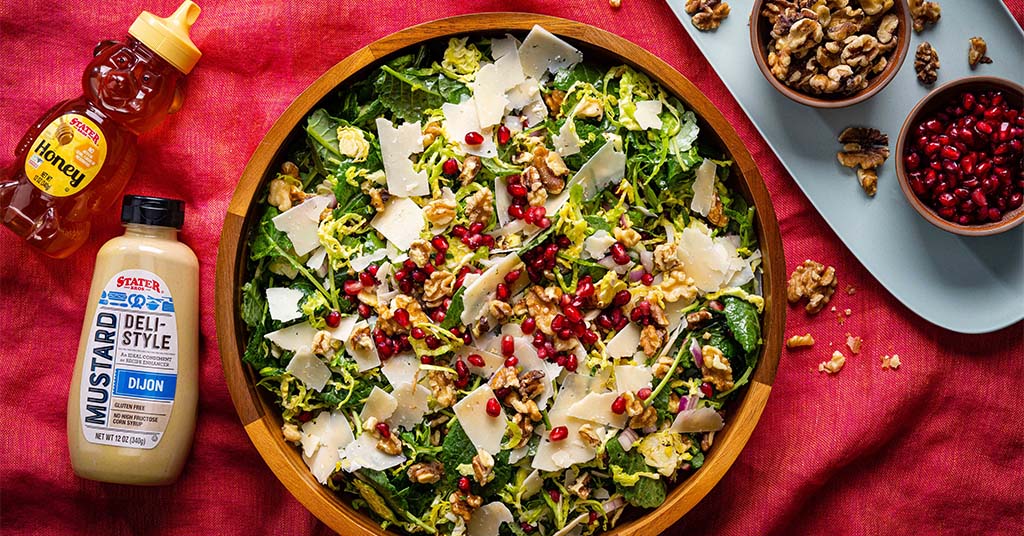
[846,334,862,354]
[819,350,846,374]
[881,354,901,370]
[787,334,815,349]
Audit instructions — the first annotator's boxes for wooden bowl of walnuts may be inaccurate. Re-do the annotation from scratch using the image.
[749,0,912,109]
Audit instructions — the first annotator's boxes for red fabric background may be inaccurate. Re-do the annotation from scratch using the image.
[1,1,1022,534]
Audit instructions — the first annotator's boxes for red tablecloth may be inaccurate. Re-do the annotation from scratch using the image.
[2,1,1022,534]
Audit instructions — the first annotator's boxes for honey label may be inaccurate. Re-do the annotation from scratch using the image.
[79,269,177,450]
[24,113,106,197]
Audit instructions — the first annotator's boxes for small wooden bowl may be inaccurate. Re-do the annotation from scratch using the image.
[895,76,1024,236]
[216,13,786,536]
[749,0,911,109]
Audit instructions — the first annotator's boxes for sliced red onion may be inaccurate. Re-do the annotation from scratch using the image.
[642,425,657,434]
[669,407,724,433]
[597,255,619,270]
[553,514,589,536]
[677,394,699,412]
[639,250,654,273]
[617,428,639,452]
[602,497,626,514]
[629,268,645,282]
[690,339,703,368]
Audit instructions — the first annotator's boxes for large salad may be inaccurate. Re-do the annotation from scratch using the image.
[241,26,764,536]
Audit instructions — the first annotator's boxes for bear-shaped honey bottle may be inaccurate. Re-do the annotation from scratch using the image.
[0,1,202,258]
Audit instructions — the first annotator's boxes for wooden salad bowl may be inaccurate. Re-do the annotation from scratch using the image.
[216,13,786,536]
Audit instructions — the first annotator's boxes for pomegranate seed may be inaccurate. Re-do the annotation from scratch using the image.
[297,411,313,422]
[581,329,598,345]
[366,264,379,277]
[577,281,595,298]
[537,217,552,229]
[497,124,512,145]
[325,310,341,328]
[509,183,528,197]
[359,271,376,287]
[565,354,578,372]
[521,522,535,533]
[564,304,582,323]
[425,335,441,350]
[342,279,363,296]
[504,270,521,284]
[358,303,372,317]
[410,327,426,339]
[455,376,469,388]
[451,224,468,238]
[501,335,515,356]
[709,300,725,312]
[700,382,714,398]
[549,426,569,442]
[420,355,434,365]
[555,354,567,367]
[611,396,627,415]
[394,308,410,327]
[504,355,519,368]
[469,222,485,235]
[589,512,599,524]
[465,131,484,145]
[458,476,471,492]
[486,398,502,417]
[612,290,632,307]
[443,158,460,176]
[467,354,485,367]
[641,272,654,286]
[431,235,449,252]
[637,387,653,400]
[521,317,536,334]
[508,205,525,219]
[375,422,391,439]
[496,283,511,300]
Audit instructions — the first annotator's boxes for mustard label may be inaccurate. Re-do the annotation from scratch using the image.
[24,114,106,197]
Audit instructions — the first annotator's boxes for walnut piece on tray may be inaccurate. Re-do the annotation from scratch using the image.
[914,42,940,85]
[686,0,730,31]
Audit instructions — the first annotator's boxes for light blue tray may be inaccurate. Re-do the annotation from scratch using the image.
[665,0,1024,333]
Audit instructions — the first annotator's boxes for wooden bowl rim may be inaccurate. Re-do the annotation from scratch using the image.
[894,75,1024,236]
[215,12,786,536]
[748,0,911,109]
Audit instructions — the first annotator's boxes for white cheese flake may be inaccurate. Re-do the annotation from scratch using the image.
[345,320,381,372]
[460,253,522,325]
[359,386,398,423]
[381,352,420,388]
[286,348,331,392]
[532,374,598,471]
[330,315,358,344]
[370,197,425,251]
[467,502,515,536]
[669,407,725,434]
[494,175,512,226]
[518,25,583,80]
[265,322,318,352]
[614,365,654,394]
[349,248,387,272]
[633,100,664,130]
[340,433,406,472]
[457,346,505,378]
[553,119,581,157]
[306,246,327,272]
[453,384,508,454]
[266,287,306,322]
[676,226,735,293]
[567,392,627,428]
[376,118,429,197]
[490,34,520,60]
[389,382,432,430]
[583,229,616,259]
[442,99,498,158]
[690,159,717,217]
[271,195,333,256]
[572,141,626,199]
[300,411,354,484]
[472,52,525,128]
[606,323,641,358]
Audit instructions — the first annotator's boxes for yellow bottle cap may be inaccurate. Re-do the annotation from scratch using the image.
[128,1,202,74]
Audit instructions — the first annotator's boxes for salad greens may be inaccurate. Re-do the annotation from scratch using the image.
[241,27,764,536]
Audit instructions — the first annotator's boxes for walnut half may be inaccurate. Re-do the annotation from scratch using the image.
[968,37,992,69]
[837,127,890,170]
[686,0,731,31]
[909,0,941,33]
[914,42,940,86]
[787,259,838,314]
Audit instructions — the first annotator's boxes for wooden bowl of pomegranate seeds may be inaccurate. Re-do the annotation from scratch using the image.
[896,76,1024,236]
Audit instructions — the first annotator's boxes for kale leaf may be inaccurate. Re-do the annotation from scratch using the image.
[606,437,667,508]
[440,287,466,330]
[440,420,477,492]
[723,296,761,354]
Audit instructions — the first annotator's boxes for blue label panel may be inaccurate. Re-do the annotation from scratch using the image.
[113,370,177,401]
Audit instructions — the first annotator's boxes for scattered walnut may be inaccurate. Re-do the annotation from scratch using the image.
[490,366,521,391]
[707,192,730,227]
[533,145,566,194]
[685,309,713,327]
[786,333,816,349]
[622,391,644,417]
[519,369,547,400]
[545,151,570,177]
[523,167,548,206]
[407,461,444,484]
[818,350,846,374]
[267,176,304,212]
[506,392,542,422]
[610,0,622,8]
[686,0,731,31]
[578,423,602,448]
[881,354,901,370]
[464,188,494,226]
[526,286,562,335]
[825,6,864,42]
[909,0,941,33]
[576,95,604,120]
[421,122,443,148]
[459,155,482,186]
[368,188,387,211]
[861,0,893,16]
[544,89,566,116]
[629,406,658,429]
[377,433,403,455]
[653,352,675,378]
[311,330,334,355]
[857,168,878,196]
[423,270,456,309]
[649,303,669,328]
[450,491,483,523]
[568,472,592,500]
[668,394,681,414]
[471,448,495,485]
[488,299,514,323]
[428,370,457,408]
[876,13,899,44]
[424,196,457,227]
[613,226,642,248]
[837,127,890,170]
[350,323,374,353]
[701,345,734,391]
[968,37,992,69]
[511,413,534,449]
[282,422,302,443]
[845,334,862,354]
[841,34,881,69]
[281,161,300,178]
[914,42,940,85]
[787,259,838,314]
[701,431,716,452]
[660,269,698,303]
[408,239,433,268]
[653,242,679,273]
[378,294,429,335]
[640,325,665,357]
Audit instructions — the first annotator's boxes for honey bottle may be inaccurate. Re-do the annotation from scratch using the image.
[0,1,202,258]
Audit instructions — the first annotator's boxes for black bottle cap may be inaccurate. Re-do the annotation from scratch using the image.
[121,195,185,229]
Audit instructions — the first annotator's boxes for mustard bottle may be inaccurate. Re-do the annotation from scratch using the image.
[67,195,198,485]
